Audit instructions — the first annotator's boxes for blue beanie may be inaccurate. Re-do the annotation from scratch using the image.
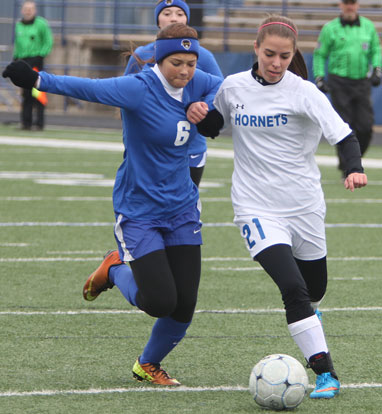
[155,0,190,26]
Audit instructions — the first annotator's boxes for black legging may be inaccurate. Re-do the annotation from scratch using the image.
[255,244,327,324]
[190,165,204,188]
[130,245,201,323]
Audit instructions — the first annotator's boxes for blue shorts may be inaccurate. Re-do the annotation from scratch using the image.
[189,151,207,168]
[114,202,203,261]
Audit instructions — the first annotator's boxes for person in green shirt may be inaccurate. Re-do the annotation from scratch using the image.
[13,1,53,130]
[313,0,381,173]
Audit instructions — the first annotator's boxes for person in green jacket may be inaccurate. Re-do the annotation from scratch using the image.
[313,0,381,173]
[13,1,53,130]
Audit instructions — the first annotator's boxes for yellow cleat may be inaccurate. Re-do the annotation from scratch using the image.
[132,358,181,386]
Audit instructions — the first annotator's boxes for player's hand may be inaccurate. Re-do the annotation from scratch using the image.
[370,67,381,87]
[315,77,329,94]
[186,101,209,124]
[2,60,39,89]
[344,172,368,192]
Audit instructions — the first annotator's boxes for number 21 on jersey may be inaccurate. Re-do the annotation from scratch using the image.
[242,218,266,248]
[174,120,191,146]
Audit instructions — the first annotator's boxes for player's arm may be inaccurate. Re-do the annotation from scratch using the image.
[186,107,224,138]
[198,109,224,138]
[336,132,368,191]
[198,48,223,78]
[2,60,143,110]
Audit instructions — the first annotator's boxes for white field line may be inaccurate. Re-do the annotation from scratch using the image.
[1,307,382,316]
[1,136,382,168]
[1,383,382,398]
[203,257,382,261]
[3,196,382,204]
[0,256,381,263]
[0,222,382,228]
[0,255,381,263]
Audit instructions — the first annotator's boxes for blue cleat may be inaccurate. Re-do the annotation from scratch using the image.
[310,372,340,399]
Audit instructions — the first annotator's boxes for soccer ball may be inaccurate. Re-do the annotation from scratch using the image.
[249,354,309,411]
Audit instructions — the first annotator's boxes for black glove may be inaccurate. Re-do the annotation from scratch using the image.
[2,60,39,89]
[315,77,329,93]
[370,67,381,87]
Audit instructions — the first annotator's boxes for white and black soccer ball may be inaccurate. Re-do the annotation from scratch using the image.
[249,354,309,411]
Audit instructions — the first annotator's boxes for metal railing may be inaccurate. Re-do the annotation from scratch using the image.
[8,0,382,51]
[2,0,382,112]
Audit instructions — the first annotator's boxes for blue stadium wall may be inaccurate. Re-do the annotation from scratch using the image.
[214,52,382,125]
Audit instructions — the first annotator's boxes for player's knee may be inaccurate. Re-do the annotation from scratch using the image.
[139,293,177,318]
[170,300,197,323]
[281,283,313,322]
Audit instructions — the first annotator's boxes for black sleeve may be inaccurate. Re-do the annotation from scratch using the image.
[336,132,364,176]
[196,109,225,138]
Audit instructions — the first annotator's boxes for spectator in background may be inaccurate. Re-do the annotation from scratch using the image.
[313,0,381,174]
[125,0,223,187]
[13,1,53,130]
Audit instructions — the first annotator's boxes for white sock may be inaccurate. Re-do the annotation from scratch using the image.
[288,314,328,360]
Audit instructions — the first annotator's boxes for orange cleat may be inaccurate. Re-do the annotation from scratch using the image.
[83,250,122,301]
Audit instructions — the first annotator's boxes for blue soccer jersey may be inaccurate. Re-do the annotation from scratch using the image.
[125,43,223,155]
[38,69,221,220]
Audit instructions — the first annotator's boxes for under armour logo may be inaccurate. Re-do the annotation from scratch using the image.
[236,104,244,109]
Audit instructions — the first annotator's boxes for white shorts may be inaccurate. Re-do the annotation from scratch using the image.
[234,208,327,261]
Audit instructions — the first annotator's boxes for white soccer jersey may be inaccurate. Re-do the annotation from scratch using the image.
[214,69,352,217]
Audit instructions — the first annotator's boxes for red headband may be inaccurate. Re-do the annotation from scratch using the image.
[259,22,297,36]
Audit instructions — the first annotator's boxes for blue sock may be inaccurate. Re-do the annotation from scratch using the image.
[109,264,138,307]
[140,317,190,364]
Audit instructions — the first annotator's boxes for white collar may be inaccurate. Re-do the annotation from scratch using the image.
[152,64,184,102]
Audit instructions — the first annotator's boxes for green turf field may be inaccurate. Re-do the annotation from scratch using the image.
[0,124,381,413]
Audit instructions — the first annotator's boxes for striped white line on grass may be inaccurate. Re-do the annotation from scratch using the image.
[1,136,382,168]
[0,243,29,247]
[3,196,382,204]
[0,136,124,152]
[1,222,382,228]
[326,198,382,203]
[1,383,381,397]
[1,307,381,316]
[0,257,104,262]
[204,257,382,262]
[0,196,112,201]
[1,256,381,263]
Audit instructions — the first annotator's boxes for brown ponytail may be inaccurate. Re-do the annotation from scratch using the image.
[288,49,308,80]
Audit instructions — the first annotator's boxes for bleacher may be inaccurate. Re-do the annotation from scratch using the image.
[201,0,382,52]
[1,0,382,113]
